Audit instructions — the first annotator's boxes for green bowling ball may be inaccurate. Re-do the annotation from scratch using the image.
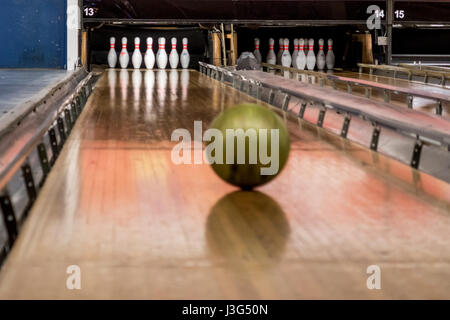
[207,103,290,189]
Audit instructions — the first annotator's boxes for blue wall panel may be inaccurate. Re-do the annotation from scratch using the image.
[0,0,66,68]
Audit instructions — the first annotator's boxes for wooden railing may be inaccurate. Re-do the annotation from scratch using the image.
[259,63,449,116]
[358,63,450,86]
[398,63,450,75]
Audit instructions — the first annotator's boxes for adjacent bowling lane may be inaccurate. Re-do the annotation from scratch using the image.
[332,69,450,117]
[0,69,449,299]
[285,68,450,118]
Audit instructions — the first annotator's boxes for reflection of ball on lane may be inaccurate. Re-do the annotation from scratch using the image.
[206,191,290,264]
[207,104,290,190]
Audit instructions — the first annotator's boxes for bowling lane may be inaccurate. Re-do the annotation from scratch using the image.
[279,68,450,118]
[272,66,450,117]
[0,69,450,299]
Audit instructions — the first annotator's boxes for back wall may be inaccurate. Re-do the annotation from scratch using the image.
[0,0,66,68]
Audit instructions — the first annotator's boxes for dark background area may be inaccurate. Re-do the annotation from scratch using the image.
[83,0,386,21]
[89,24,450,69]
[394,1,450,22]
[392,28,450,55]
[83,0,450,23]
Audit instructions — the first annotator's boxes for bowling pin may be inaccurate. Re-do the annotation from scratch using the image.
[266,38,276,64]
[306,38,316,71]
[180,37,190,69]
[281,38,292,68]
[132,37,143,69]
[254,38,262,64]
[292,39,299,68]
[276,38,284,65]
[169,37,179,69]
[297,38,306,70]
[144,37,155,69]
[156,37,168,69]
[107,37,117,68]
[317,39,326,70]
[119,37,129,69]
[326,39,335,70]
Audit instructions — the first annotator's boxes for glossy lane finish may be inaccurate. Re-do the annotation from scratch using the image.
[0,70,449,299]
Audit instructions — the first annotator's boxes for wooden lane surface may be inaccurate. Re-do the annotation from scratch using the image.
[0,69,449,299]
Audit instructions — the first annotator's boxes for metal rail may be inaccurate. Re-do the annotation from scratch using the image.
[398,63,450,74]
[200,61,450,177]
[260,63,449,116]
[358,63,450,86]
[200,62,450,145]
[0,68,95,265]
[393,55,450,66]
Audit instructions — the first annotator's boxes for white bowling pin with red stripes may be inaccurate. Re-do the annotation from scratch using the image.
[156,37,168,69]
[132,37,143,69]
[254,38,262,64]
[281,38,292,67]
[292,39,299,68]
[266,38,276,65]
[107,37,117,68]
[297,38,306,70]
[306,39,316,70]
[276,38,284,65]
[326,39,335,70]
[180,38,190,69]
[144,37,155,69]
[169,37,179,69]
[316,38,326,70]
[119,37,129,69]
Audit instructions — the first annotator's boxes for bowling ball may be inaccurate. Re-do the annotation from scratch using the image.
[207,103,290,189]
